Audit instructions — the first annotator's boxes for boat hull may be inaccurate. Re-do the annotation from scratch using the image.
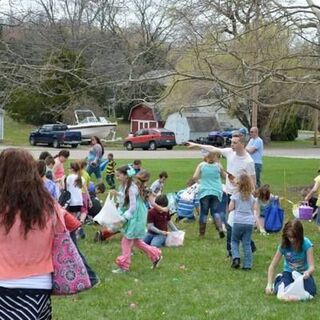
[68,123,117,140]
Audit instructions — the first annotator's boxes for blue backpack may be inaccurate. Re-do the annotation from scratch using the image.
[264,198,284,233]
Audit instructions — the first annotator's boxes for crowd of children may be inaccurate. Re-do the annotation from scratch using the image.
[34,134,319,301]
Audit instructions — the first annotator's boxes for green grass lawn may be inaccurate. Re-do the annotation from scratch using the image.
[53,158,320,320]
[3,116,36,145]
[266,140,320,149]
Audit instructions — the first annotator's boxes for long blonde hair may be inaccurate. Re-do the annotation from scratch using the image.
[205,151,220,164]
[237,173,254,200]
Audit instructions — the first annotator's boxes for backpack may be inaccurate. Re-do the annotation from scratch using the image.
[58,189,71,208]
[264,198,284,233]
[58,177,71,208]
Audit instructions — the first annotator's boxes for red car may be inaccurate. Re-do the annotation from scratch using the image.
[124,128,176,151]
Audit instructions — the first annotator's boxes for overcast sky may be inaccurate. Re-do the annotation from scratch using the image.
[0,0,320,19]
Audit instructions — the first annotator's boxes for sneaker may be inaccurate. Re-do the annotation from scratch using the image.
[112,268,128,274]
[93,231,102,243]
[242,267,252,271]
[152,255,163,269]
[231,258,240,269]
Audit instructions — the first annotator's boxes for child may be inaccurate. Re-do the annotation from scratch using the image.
[112,166,162,273]
[255,184,278,234]
[66,162,88,238]
[265,219,316,297]
[144,194,179,247]
[105,153,116,189]
[37,160,59,200]
[150,171,168,197]
[53,150,70,190]
[305,168,320,227]
[229,173,257,270]
[39,151,52,161]
[131,159,142,174]
[193,151,225,238]
[88,182,106,218]
[79,160,92,224]
[44,155,55,181]
[66,162,85,216]
[176,178,200,222]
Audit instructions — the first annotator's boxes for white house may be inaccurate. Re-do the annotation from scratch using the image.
[165,108,221,144]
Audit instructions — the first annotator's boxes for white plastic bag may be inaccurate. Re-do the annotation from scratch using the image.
[93,194,123,232]
[292,204,299,218]
[277,271,313,301]
[165,230,185,247]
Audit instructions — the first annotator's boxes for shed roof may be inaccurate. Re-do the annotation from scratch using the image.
[186,116,220,132]
[128,103,163,121]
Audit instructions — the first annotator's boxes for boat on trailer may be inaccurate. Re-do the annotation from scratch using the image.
[68,109,117,141]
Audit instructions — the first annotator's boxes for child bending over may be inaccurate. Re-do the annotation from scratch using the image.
[265,219,316,297]
[144,194,178,248]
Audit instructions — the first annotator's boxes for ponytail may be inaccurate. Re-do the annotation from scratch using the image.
[70,162,82,188]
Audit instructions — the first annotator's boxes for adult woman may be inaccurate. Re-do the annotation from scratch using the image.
[87,136,104,181]
[0,148,57,319]
[193,151,225,238]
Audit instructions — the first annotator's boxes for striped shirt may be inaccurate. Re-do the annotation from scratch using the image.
[106,160,116,175]
[176,189,200,218]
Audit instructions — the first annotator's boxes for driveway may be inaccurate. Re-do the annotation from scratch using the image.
[0,145,318,159]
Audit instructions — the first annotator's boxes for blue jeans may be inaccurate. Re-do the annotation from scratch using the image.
[274,271,317,297]
[87,163,101,179]
[199,195,221,224]
[217,192,228,224]
[106,174,115,189]
[143,232,166,248]
[255,163,262,187]
[231,223,253,268]
[70,231,99,286]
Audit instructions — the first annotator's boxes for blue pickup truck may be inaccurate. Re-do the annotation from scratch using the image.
[29,124,82,148]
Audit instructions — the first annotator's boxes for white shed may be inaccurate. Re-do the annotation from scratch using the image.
[165,108,220,144]
[0,109,4,142]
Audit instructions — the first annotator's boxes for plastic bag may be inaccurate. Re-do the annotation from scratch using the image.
[292,204,299,218]
[165,230,185,247]
[93,194,123,232]
[227,210,234,227]
[277,271,313,301]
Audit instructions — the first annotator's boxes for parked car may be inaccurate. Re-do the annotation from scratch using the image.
[29,124,82,148]
[124,128,176,151]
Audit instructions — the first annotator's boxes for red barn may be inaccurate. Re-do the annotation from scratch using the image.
[128,103,165,133]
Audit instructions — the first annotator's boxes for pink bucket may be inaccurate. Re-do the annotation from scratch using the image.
[298,205,313,220]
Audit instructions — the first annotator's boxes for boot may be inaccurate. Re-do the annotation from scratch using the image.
[199,222,207,236]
